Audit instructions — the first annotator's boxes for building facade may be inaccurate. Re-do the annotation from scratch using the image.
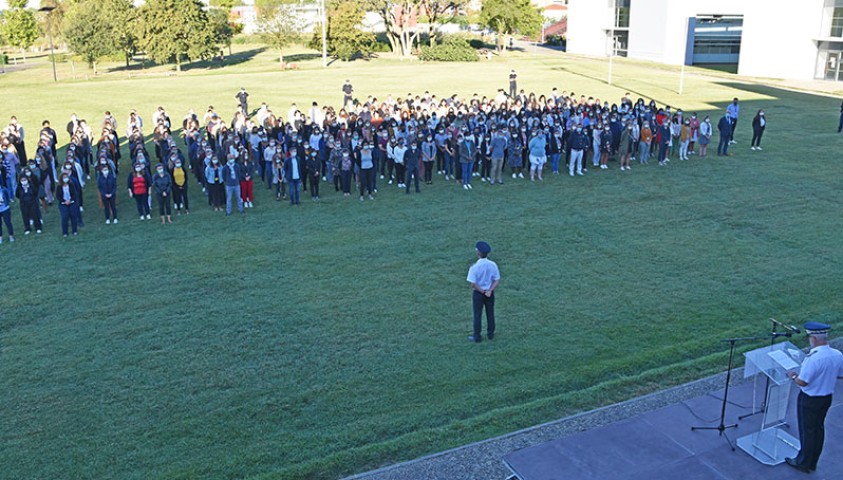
[567,0,842,81]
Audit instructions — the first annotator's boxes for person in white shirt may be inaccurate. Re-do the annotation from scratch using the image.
[786,322,843,473]
[466,241,500,343]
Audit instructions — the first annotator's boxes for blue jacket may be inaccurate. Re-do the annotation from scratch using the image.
[568,130,588,151]
[0,186,11,213]
[97,173,117,197]
[222,162,242,186]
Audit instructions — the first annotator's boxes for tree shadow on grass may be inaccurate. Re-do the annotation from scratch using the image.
[179,47,268,72]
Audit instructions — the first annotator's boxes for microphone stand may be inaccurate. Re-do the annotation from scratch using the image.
[738,319,792,421]
[691,335,766,451]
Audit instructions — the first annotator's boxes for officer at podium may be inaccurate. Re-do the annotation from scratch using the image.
[785,322,843,474]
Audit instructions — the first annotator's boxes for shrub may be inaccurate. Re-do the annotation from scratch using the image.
[418,36,478,62]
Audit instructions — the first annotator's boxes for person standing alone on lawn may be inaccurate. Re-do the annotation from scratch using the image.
[467,241,500,343]
[236,87,249,116]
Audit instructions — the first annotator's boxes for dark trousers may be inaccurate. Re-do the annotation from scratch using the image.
[359,168,374,196]
[134,194,150,216]
[717,134,730,155]
[838,112,843,132]
[481,158,491,178]
[21,200,42,231]
[423,161,434,182]
[395,163,406,184]
[310,173,320,198]
[472,290,495,339]
[173,185,189,210]
[0,209,13,236]
[59,203,79,235]
[102,196,117,220]
[795,392,833,470]
[157,193,171,215]
[405,166,419,193]
[341,170,352,194]
[730,118,738,141]
[751,127,764,147]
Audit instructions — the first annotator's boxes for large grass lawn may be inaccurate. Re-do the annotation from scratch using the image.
[1,46,841,479]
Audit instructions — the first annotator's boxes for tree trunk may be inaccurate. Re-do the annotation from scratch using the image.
[93,60,97,76]
[228,42,232,56]
[279,52,284,65]
[428,24,435,47]
[125,52,130,68]
[176,54,181,72]
[21,47,26,62]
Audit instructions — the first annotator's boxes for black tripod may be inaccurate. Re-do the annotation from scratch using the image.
[691,336,762,450]
[738,319,794,421]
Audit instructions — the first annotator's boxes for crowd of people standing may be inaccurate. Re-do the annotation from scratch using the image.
[0,83,766,244]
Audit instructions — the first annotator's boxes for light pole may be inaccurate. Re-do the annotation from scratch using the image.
[38,5,58,82]
[320,0,327,67]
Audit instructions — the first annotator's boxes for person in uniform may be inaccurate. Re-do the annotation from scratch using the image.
[235,87,249,115]
[785,322,843,473]
[466,241,500,343]
[342,80,354,107]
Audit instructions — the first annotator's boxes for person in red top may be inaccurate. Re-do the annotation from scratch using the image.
[127,164,152,220]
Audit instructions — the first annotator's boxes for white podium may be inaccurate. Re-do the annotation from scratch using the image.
[736,341,806,464]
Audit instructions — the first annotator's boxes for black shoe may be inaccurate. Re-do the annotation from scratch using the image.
[468,335,482,343]
[785,458,810,474]
[487,333,494,340]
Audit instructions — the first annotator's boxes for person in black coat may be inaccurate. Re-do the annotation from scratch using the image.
[16,175,42,234]
[750,110,766,151]
[55,173,82,236]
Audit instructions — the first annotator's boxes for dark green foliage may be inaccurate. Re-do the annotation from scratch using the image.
[419,35,478,62]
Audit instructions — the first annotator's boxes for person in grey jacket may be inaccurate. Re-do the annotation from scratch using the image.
[151,163,173,224]
[489,131,508,185]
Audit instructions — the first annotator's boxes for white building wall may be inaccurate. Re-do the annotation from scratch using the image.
[566,0,614,57]
[738,0,824,80]
[568,0,826,81]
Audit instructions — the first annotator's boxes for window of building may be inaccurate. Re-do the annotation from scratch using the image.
[831,7,843,36]
[614,0,631,29]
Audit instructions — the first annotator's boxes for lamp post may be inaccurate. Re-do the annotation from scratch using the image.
[38,5,58,82]
[320,0,327,67]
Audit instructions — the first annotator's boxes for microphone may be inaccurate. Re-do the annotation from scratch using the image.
[770,318,801,334]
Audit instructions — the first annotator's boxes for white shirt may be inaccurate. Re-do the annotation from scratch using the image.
[467,258,500,291]
[799,345,843,397]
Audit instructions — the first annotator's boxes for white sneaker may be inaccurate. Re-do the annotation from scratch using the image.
[36,229,42,233]
[106,219,111,224]
[24,230,30,235]
[146,214,151,220]
[140,215,144,220]
[467,183,472,189]
[380,174,385,179]
[512,173,517,179]
[79,206,84,212]
[757,146,763,151]
[481,177,486,182]
[463,184,468,190]
[577,171,583,176]
[322,176,327,181]
[388,180,393,185]
[113,219,118,224]
[569,172,574,177]
[518,172,524,178]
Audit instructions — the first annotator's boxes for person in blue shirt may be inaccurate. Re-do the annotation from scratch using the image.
[726,97,740,144]
[0,184,14,243]
[466,241,501,343]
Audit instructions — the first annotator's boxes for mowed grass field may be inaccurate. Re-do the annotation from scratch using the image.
[1,46,842,479]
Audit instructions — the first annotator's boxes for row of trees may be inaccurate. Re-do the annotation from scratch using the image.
[1,0,542,70]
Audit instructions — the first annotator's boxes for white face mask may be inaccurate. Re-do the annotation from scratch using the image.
[102,170,109,176]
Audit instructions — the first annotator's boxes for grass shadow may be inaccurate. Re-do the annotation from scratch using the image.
[179,47,268,72]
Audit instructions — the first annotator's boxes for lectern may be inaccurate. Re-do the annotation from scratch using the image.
[736,341,806,464]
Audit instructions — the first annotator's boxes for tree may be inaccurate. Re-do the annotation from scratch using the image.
[420,0,468,47]
[256,0,302,65]
[365,0,421,57]
[136,0,217,71]
[479,0,543,53]
[63,0,136,73]
[2,0,40,61]
[323,0,373,61]
[63,0,114,74]
[208,7,234,56]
